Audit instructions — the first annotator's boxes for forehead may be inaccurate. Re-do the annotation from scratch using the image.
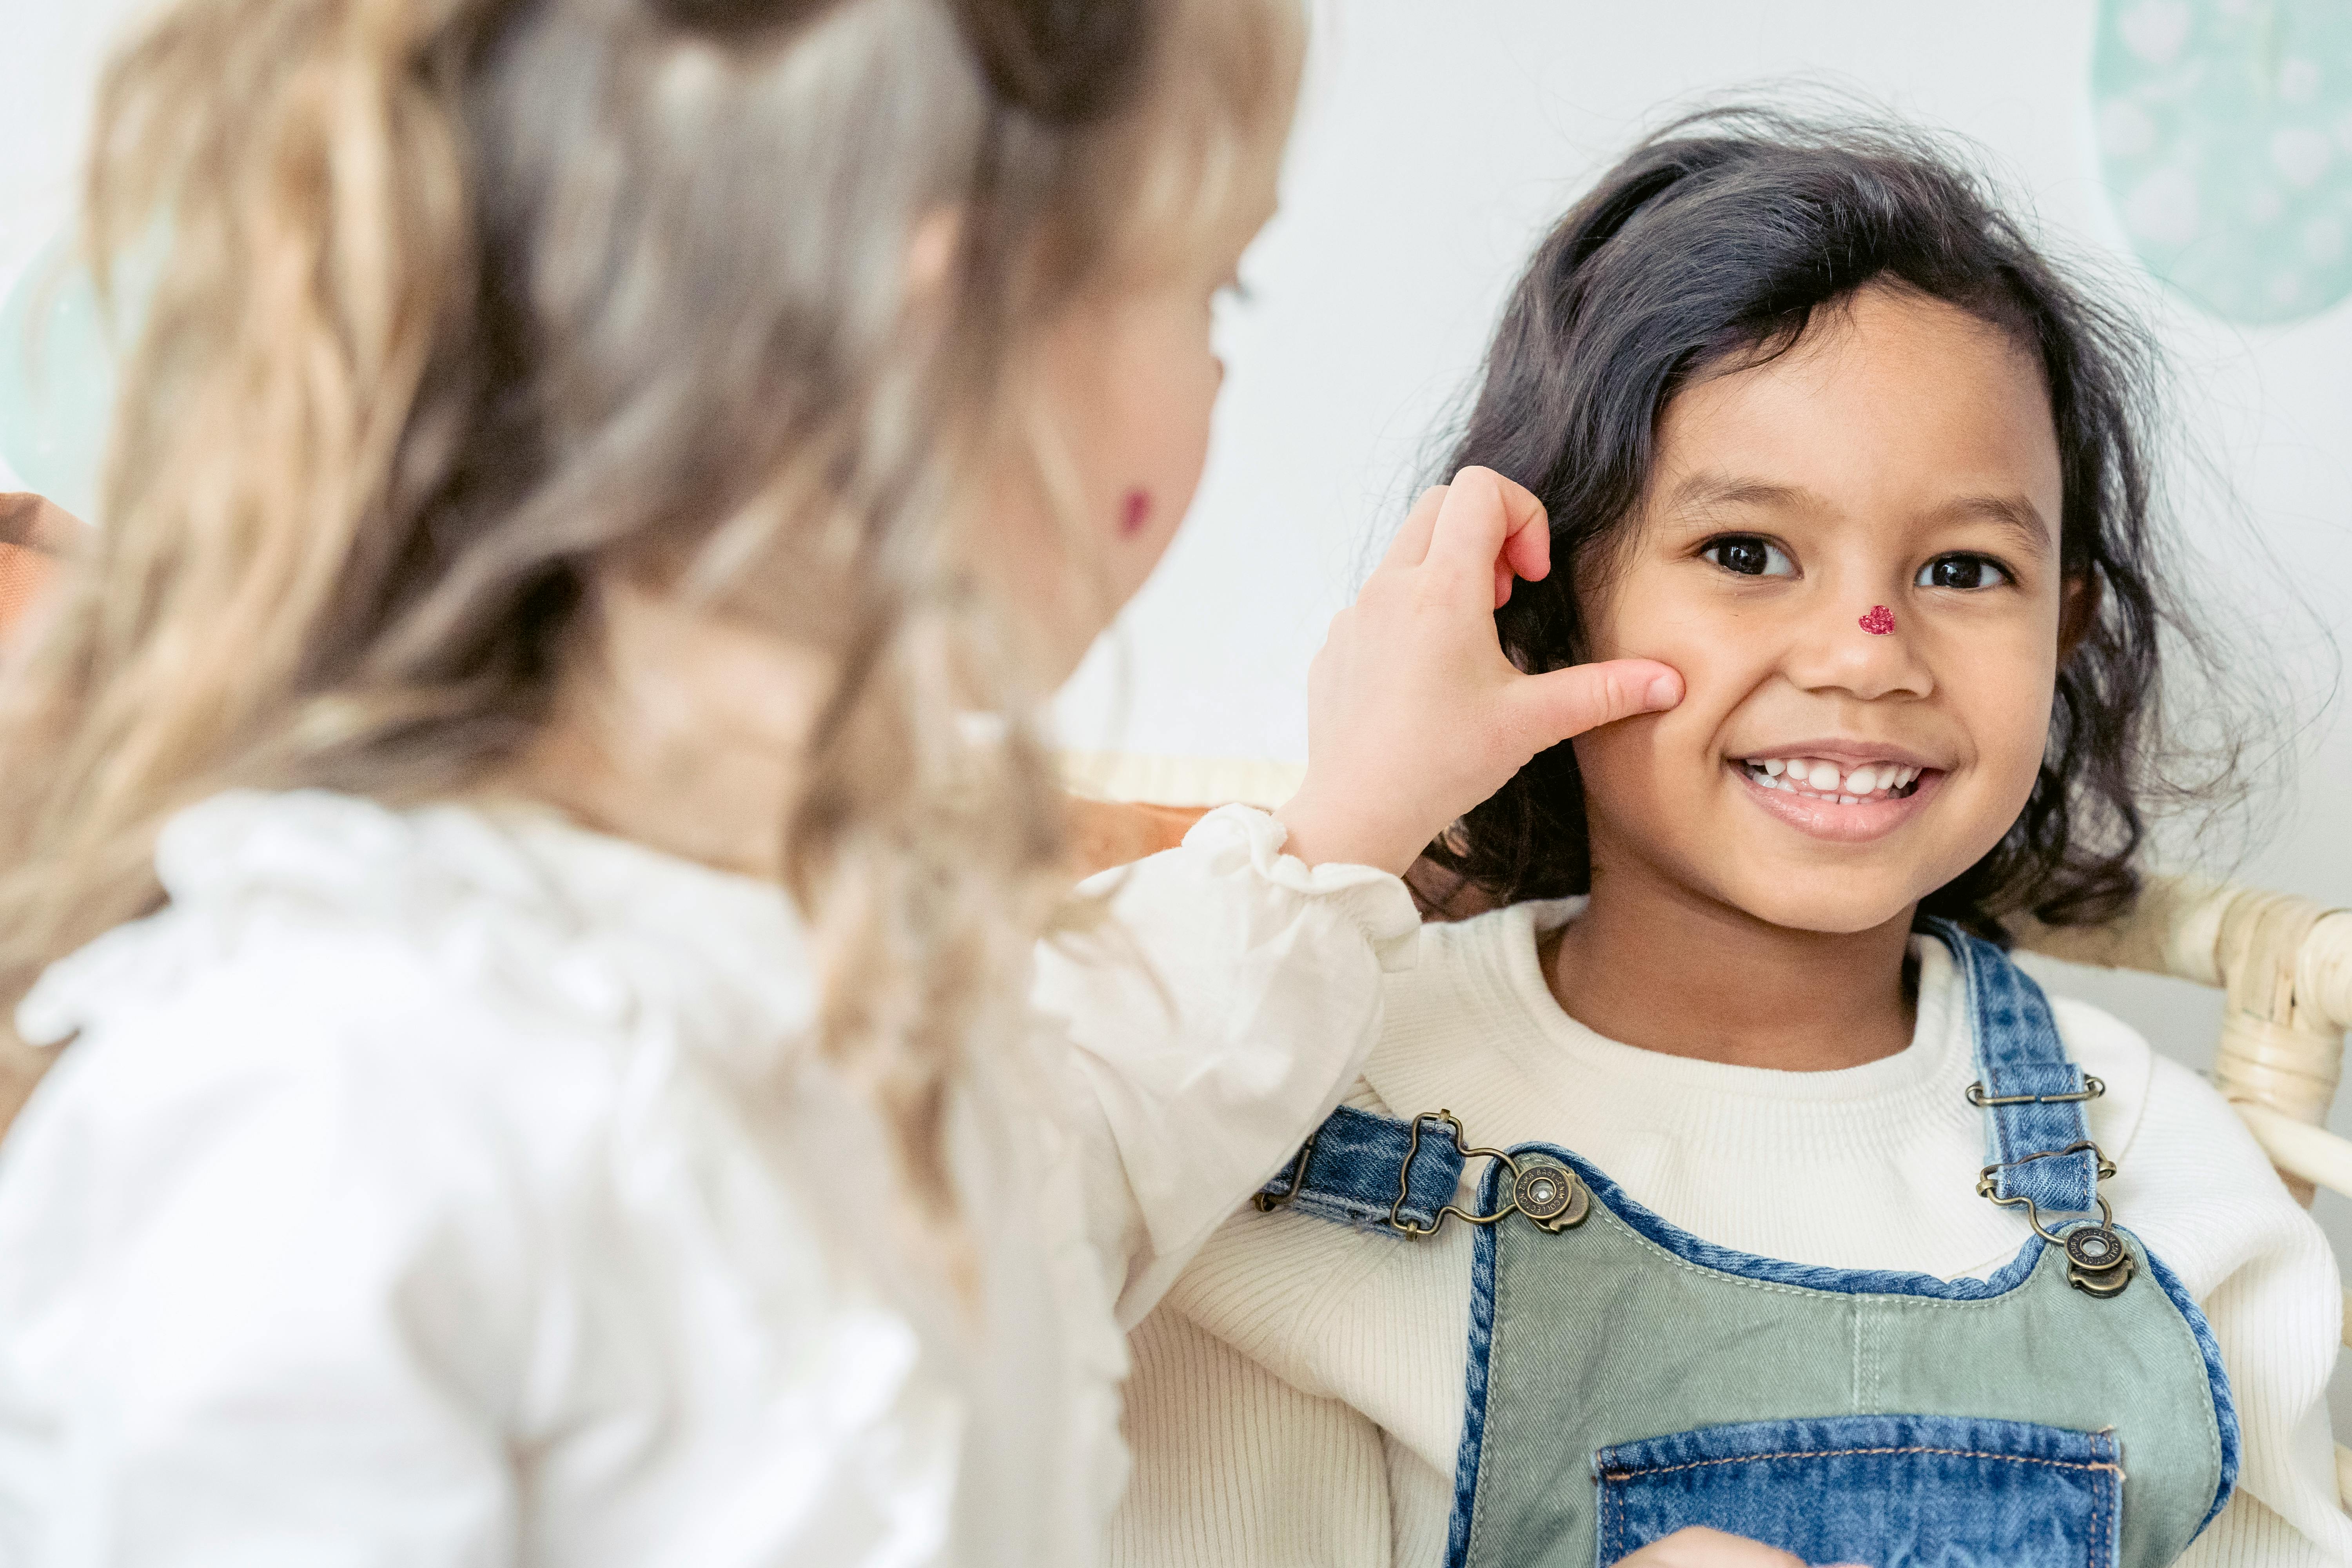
[1651,285,2064,547]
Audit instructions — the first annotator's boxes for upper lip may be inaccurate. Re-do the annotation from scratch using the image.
[1730,739,1947,770]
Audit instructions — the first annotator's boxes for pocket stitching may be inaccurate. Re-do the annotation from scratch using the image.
[1603,1457,1622,1562]
[2090,1434,2116,1568]
[1597,1443,2127,1483]
[2092,1462,2105,1568]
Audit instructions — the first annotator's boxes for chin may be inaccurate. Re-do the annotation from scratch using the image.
[1733,883,1918,937]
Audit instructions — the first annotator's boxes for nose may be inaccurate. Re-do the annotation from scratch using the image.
[1780,595,1933,702]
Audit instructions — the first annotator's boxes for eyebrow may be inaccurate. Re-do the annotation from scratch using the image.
[1661,474,2056,560]
[1924,494,2057,560]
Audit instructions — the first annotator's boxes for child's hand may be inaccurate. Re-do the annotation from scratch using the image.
[1619,1527,1865,1568]
[1276,466,1683,874]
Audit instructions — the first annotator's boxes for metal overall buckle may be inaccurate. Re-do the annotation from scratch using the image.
[1976,1141,2133,1298]
[1966,1074,2104,1108]
[1389,1110,1589,1237]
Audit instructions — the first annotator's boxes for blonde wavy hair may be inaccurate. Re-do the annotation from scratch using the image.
[0,0,1303,1218]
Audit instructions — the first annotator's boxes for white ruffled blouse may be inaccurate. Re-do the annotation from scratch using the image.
[0,790,1419,1568]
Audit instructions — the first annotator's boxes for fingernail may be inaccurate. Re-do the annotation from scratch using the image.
[1646,674,1681,708]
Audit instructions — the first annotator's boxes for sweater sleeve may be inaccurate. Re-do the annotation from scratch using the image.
[1027,805,1420,1326]
[2123,1055,2352,1567]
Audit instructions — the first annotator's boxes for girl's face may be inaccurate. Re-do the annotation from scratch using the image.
[991,210,1270,686]
[1571,284,2074,935]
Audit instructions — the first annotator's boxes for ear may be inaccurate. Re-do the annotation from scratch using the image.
[2057,570,2101,662]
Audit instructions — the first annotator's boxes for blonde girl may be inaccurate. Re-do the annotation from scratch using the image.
[0,0,1682,1562]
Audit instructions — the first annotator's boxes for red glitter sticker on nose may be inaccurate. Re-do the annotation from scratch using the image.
[1859,605,1896,635]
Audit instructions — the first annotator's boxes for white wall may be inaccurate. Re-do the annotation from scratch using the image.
[9,0,2352,1418]
[0,0,134,485]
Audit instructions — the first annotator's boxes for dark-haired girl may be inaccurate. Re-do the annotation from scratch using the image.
[1114,114,2350,1567]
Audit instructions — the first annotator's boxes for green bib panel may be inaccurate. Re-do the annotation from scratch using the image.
[1457,1152,2224,1567]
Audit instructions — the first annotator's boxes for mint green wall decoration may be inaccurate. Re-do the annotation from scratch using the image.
[2093,0,2352,326]
[0,230,116,519]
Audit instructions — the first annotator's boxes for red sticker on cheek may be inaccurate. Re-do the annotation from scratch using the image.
[1120,488,1153,538]
[1859,604,1896,635]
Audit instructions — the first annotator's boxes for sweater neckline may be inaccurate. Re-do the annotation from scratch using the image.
[1361,898,1980,1168]
[1488,899,1965,1104]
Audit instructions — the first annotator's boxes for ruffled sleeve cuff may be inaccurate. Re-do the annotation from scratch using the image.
[1037,805,1422,1321]
[1160,803,1421,969]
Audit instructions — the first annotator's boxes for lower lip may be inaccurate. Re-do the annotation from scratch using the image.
[1731,762,1944,844]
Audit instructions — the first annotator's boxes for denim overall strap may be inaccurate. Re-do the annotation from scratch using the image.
[1921,917,2102,1216]
[1254,1104,1467,1235]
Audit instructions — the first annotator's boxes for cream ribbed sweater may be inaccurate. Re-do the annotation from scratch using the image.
[1112,900,2352,1567]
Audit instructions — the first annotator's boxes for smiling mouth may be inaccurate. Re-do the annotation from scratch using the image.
[1734,755,1928,805]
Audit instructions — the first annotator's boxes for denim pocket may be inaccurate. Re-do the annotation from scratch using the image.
[1594,1413,2122,1568]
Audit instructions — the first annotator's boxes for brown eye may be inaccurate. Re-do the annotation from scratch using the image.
[1916,555,2011,590]
[1702,536,1793,577]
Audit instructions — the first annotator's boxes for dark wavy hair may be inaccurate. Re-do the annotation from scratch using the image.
[1420,109,2201,940]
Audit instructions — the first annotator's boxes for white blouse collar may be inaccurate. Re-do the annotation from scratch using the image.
[22,788,817,1060]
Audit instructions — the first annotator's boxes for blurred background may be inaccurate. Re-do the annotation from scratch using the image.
[6,0,2351,1406]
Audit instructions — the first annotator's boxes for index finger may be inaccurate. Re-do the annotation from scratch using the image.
[1425,466,1547,599]
[1376,485,1450,574]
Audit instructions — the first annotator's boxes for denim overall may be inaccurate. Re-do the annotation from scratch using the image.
[1255,921,2238,1568]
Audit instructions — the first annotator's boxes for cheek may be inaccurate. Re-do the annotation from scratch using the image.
[1047,302,1214,504]
[1568,719,1654,820]
[1569,661,1731,826]
[1570,612,1731,814]
[1580,561,1714,665]
[1108,484,1187,595]
[1155,344,1220,487]
[1119,488,1153,538]
[1945,629,2060,806]
[1102,341,1217,578]
[1584,577,1755,743]
[1106,339,1213,493]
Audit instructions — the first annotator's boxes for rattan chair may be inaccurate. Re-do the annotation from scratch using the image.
[1062,750,2352,1502]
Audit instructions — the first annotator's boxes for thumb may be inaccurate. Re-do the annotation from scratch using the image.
[1504,658,1682,749]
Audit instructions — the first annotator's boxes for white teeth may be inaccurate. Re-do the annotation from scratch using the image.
[1742,755,1929,801]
